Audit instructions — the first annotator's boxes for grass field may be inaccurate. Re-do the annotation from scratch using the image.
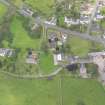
[39,52,56,74]
[0,3,7,22]
[63,77,105,105]
[69,37,91,57]
[10,17,40,49]
[0,73,105,105]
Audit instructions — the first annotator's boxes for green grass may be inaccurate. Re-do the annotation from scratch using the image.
[0,73,58,105]
[69,37,91,57]
[63,77,105,105]
[39,52,56,74]
[0,3,7,22]
[10,17,40,49]
[0,73,105,105]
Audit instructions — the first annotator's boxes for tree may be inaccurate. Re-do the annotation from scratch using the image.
[41,41,49,54]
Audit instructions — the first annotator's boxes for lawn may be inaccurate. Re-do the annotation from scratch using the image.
[0,73,58,105]
[63,77,105,105]
[0,73,105,105]
[39,52,57,74]
[0,3,7,22]
[10,17,40,49]
[69,37,91,57]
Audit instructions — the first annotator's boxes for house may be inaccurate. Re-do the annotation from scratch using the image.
[64,17,80,25]
[26,50,38,64]
[80,15,90,24]
[44,17,57,25]
[19,5,34,17]
[53,53,62,65]
[0,48,13,57]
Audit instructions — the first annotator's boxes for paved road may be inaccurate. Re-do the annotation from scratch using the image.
[87,0,100,34]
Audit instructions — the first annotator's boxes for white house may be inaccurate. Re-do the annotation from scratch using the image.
[44,17,57,26]
[64,17,80,25]
[53,53,62,65]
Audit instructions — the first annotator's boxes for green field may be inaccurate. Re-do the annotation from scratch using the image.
[0,73,105,105]
[39,53,56,74]
[0,3,7,22]
[10,17,40,49]
[69,37,91,57]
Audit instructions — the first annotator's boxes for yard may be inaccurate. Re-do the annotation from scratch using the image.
[0,73,105,105]
[39,52,57,74]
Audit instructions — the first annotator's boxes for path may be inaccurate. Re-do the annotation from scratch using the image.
[0,67,63,79]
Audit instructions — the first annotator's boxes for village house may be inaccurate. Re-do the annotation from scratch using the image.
[0,48,13,57]
[53,53,63,65]
[44,17,57,26]
[64,16,80,26]
[26,50,38,64]
[19,4,34,17]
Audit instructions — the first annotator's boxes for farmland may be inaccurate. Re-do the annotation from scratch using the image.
[0,73,105,105]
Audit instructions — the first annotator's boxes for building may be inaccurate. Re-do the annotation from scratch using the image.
[0,48,13,57]
[19,5,34,17]
[88,51,105,57]
[64,17,80,25]
[44,17,57,26]
[53,53,62,65]
[26,50,38,64]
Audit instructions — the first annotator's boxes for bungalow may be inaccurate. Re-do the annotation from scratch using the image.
[26,50,38,64]
[53,53,63,65]
[0,48,13,57]
[44,17,57,26]
[64,17,80,25]
[19,5,34,17]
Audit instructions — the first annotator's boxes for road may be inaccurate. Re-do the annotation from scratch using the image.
[87,0,100,34]
[0,67,63,79]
